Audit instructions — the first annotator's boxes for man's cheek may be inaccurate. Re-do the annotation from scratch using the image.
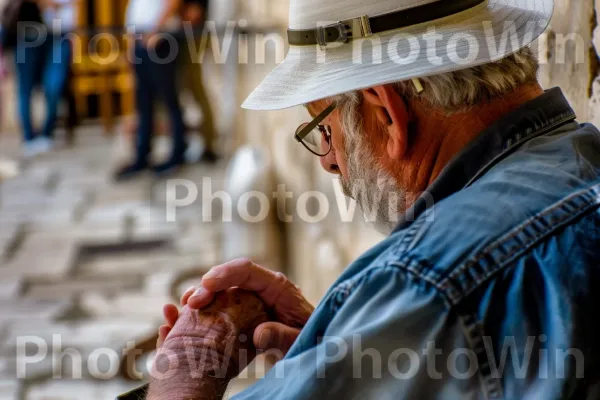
[331,131,351,175]
[334,150,350,179]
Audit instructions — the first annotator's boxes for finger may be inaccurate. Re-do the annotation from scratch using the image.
[201,259,289,307]
[157,325,171,349]
[162,304,179,328]
[253,322,301,357]
[187,287,216,310]
[180,286,197,306]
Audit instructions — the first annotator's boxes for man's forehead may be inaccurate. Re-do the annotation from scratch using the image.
[305,100,329,118]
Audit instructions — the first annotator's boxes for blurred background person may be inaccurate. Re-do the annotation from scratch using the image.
[0,0,74,157]
[122,0,219,165]
[115,0,187,181]
[180,0,218,163]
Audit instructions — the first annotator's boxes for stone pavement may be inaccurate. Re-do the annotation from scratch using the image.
[0,128,259,399]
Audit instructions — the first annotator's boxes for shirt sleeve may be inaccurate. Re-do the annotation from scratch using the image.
[116,384,148,400]
[232,266,480,400]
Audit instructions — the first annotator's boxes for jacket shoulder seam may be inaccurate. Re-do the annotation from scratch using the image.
[443,183,600,305]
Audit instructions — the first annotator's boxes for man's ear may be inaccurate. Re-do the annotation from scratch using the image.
[361,85,410,159]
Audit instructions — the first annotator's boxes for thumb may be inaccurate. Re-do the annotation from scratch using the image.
[253,322,301,358]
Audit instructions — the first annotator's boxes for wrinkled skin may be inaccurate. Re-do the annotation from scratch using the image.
[156,288,269,380]
[159,259,315,360]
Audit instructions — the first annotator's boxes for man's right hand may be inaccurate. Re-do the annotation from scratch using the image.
[149,289,269,400]
[172,259,315,358]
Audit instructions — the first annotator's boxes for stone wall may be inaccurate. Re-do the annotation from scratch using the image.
[538,0,597,122]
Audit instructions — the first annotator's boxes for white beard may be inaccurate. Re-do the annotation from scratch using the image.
[340,125,406,235]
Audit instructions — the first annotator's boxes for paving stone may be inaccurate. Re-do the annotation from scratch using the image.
[26,209,76,228]
[25,223,125,245]
[77,251,211,278]
[1,343,128,381]
[0,161,20,184]
[3,319,156,351]
[0,175,50,194]
[56,175,110,193]
[0,356,55,382]
[91,186,153,210]
[129,229,178,245]
[0,211,30,227]
[0,224,22,261]
[0,189,51,209]
[67,224,126,244]
[0,140,21,161]
[82,202,144,225]
[130,220,179,241]
[0,379,20,400]
[24,275,143,300]
[143,271,179,297]
[174,224,221,259]
[0,206,75,229]
[0,281,22,300]
[79,267,209,318]
[80,292,170,320]
[0,359,8,377]
[77,257,159,277]
[19,164,56,183]
[0,233,77,280]
[0,299,72,320]
[0,187,86,213]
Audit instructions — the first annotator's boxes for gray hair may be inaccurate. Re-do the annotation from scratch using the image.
[336,47,539,115]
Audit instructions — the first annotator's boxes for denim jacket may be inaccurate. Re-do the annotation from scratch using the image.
[119,88,600,399]
[233,88,600,400]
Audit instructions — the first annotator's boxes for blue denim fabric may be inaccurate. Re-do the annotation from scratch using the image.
[232,88,600,400]
[15,35,71,141]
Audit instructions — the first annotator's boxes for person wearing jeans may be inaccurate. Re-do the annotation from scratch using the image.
[15,34,71,154]
[10,0,74,156]
[115,0,187,181]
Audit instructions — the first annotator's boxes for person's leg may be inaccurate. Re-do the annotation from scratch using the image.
[14,40,43,144]
[153,39,187,171]
[134,44,156,166]
[114,43,155,181]
[41,35,72,140]
[186,45,217,155]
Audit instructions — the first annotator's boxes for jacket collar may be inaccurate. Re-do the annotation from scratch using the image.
[393,87,577,233]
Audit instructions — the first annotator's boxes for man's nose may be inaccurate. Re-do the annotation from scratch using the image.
[319,149,341,175]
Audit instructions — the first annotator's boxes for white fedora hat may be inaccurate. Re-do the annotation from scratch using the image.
[242,0,554,111]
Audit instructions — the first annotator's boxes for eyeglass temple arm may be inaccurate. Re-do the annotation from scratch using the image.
[296,103,337,141]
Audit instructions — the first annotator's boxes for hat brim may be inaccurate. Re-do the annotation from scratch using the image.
[242,0,553,110]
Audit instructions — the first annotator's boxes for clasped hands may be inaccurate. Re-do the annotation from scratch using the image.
[153,259,314,385]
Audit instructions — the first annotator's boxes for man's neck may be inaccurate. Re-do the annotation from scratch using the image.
[397,83,544,201]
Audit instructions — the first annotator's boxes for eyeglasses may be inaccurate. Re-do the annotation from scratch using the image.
[295,103,336,157]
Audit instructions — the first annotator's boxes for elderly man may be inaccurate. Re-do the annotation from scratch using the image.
[119,0,600,398]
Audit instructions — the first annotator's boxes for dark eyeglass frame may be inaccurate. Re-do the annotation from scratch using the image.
[295,103,337,156]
